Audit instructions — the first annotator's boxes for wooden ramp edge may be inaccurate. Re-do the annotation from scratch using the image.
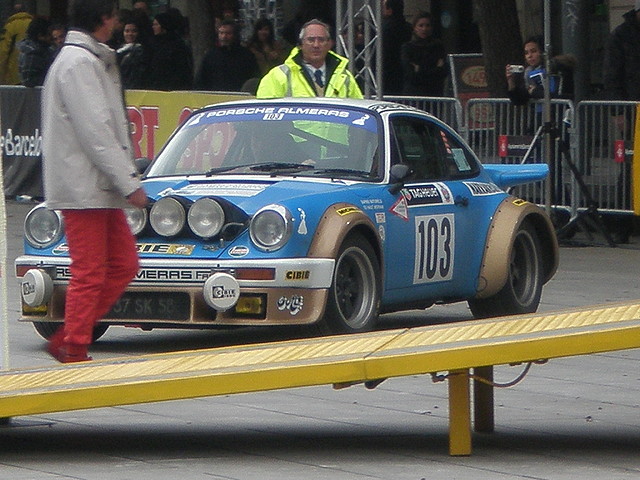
[1,300,639,456]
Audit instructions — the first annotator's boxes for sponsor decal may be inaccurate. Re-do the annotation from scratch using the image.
[464,182,502,196]
[52,244,70,255]
[389,195,409,221]
[277,295,304,315]
[285,270,310,281]
[336,206,360,216]
[403,185,444,206]
[228,245,249,257]
[369,103,413,113]
[137,243,195,255]
[212,284,237,300]
[378,224,386,242]
[512,198,528,206]
[360,198,384,210]
[375,212,386,224]
[159,183,267,198]
[498,135,534,157]
[297,208,308,234]
[461,65,487,88]
[352,114,370,125]
[56,266,213,283]
[0,128,42,157]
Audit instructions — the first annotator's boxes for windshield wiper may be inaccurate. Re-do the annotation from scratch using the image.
[205,164,252,176]
[307,168,374,179]
[249,162,315,173]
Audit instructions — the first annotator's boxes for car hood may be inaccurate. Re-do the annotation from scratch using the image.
[142,176,368,214]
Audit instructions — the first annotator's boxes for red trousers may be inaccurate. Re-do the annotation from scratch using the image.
[62,209,139,345]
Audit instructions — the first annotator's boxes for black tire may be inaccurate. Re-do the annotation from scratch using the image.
[33,322,110,342]
[317,233,381,334]
[468,220,543,318]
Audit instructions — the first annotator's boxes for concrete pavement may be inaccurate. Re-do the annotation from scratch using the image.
[1,199,639,479]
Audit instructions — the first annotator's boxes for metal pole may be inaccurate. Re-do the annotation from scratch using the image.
[543,0,552,215]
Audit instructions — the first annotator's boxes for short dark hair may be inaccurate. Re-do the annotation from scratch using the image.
[385,0,405,16]
[69,0,116,33]
[26,16,51,40]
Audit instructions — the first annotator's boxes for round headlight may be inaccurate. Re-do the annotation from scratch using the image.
[249,205,292,252]
[188,198,225,239]
[150,197,186,237]
[24,206,63,248]
[124,207,148,235]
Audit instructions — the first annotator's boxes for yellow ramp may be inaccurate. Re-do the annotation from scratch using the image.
[0,301,639,456]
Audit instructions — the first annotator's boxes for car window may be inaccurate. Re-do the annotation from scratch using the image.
[390,116,445,181]
[390,116,480,181]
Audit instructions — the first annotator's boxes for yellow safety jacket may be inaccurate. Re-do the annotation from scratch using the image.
[256,47,363,99]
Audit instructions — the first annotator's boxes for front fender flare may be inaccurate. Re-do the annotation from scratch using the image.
[307,203,382,264]
[475,197,559,299]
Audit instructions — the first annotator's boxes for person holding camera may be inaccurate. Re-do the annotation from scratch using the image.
[505,35,558,106]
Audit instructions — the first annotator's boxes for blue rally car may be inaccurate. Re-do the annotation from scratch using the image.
[16,98,558,340]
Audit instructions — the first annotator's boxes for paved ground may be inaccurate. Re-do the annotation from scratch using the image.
[1,199,639,479]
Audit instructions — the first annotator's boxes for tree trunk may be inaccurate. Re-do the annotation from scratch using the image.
[474,0,524,97]
[186,0,216,76]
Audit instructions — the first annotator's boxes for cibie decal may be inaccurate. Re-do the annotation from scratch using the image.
[389,194,409,221]
[464,182,502,196]
[285,270,310,280]
[336,206,360,216]
[277,295,304,315]
[228,246,249,257]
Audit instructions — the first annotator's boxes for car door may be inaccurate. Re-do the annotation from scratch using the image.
[382,114,496,305]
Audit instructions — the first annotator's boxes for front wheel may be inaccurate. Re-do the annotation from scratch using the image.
[33,322,110,342]
[468,220,543,318]
[317,233,381,334]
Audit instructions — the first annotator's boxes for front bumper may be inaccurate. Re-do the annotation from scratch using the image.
[15,255,335,327]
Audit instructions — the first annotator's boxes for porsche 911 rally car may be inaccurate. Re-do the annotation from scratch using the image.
[16,98,558,340]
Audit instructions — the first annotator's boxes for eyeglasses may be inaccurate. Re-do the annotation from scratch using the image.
[302,36,330,45]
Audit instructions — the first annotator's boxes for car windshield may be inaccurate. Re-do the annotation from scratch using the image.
[146,104,381,180]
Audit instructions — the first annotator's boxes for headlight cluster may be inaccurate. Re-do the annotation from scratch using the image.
[249,204,293,252]
[125,197,226,239]
[24,206,63,248]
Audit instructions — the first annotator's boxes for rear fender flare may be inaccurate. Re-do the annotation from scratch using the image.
[475,197,559,299]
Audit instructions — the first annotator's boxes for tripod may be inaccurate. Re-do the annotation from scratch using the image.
[545,123,616,246]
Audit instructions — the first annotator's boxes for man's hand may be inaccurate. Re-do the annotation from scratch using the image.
[126,187,148,208]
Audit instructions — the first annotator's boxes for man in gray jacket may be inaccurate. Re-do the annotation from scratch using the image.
[42,0,147,363]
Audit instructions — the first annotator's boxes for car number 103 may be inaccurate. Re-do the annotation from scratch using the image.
[413,214,455,284]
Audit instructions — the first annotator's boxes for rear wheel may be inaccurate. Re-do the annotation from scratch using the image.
[33,322,110,342]
[317,233,381,334]
[468,220,543,318]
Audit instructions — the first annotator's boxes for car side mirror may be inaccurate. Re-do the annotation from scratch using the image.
[388,163,412,195]
[134,157,152,175]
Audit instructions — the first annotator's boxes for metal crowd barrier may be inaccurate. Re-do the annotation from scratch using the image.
[464,98,575,210]
[384,95,464,134]
[397,95,638,217]
[574,101,637,213]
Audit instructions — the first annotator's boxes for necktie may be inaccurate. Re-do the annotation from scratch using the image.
[314,69,324,88]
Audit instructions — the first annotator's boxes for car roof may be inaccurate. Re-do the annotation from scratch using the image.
[201,97,435,119]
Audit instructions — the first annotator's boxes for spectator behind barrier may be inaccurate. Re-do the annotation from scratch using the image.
[0,2,33,84]
[18,15,53,87]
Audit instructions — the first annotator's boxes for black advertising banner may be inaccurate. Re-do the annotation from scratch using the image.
[1,86,43,199]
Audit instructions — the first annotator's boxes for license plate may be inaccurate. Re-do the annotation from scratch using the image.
[106,292,190,320]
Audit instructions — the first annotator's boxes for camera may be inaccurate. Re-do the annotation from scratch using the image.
[508,65,525,74]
